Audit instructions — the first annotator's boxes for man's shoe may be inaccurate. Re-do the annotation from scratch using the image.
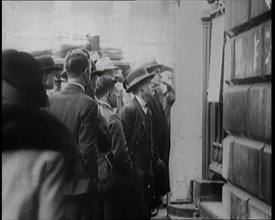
[151,208,158,217]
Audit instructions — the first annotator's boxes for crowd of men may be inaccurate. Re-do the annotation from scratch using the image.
[2,48,175,220]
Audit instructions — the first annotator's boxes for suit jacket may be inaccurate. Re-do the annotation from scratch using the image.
[101,102,132,175]
[47,83,99,195]
[96,102,132,195]
[120,97,155,175]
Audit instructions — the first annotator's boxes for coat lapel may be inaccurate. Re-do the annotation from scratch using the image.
[133,97,146,131]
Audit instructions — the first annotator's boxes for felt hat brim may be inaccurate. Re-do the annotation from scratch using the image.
[126,73,155,93]
[42,66,63,74]
[91,70,103,76]
[102,66,119,71]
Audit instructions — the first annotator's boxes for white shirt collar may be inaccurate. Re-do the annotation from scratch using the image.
[67,80,85,93]
[98,100,113,111]
[135,95,147,114]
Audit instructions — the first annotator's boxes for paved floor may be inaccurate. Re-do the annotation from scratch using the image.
[152,207,201,220]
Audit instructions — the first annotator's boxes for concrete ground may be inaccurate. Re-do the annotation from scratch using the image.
[152,207,200,220]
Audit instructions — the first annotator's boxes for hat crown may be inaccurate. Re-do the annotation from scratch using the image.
[2,50,47,107]
[124,67,154,92]
[126,68,148,83]
[36,55,55,70]
[96,56,116,71]
[2,50,43,89]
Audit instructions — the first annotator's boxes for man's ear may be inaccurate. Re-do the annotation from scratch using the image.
[108,90,112,98]
[84,68,91,80]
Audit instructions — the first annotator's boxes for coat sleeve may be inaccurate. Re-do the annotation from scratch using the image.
[79,102,98,179]
[120,107,132,146]
[120,107,136,165]
[97,114,112,153]
[109,114,132,174]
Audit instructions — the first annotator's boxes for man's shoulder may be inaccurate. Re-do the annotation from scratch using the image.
[123,98,137,109]
[121,99,136,113]
[50,91,98,108]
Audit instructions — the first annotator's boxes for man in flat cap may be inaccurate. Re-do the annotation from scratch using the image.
[120,67,157,219]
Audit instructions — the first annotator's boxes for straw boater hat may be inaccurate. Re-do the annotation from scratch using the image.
[124,67,155,93]
[96,57,118,71]
[91,59,103,76]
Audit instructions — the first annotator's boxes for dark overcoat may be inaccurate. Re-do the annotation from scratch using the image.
[148,91,171,195]
[120,97,156,219]
[46,83,99,195]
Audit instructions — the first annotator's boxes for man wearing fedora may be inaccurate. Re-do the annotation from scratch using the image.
[120,67,157,219]
[36,55,63,96]
[46,49,99,220]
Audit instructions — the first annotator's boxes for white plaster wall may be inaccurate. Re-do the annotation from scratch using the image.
[169,0,207,201]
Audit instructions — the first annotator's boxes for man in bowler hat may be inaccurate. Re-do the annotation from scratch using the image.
[120,67,157,219]
[46,49,99,220]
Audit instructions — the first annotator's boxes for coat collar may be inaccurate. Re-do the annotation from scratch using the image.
[63,83,84,93]
[99,100,113,111]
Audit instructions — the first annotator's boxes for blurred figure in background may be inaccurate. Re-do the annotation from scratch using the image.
[113,68,125,114]
[159,70,175,131]
[2,49,76,220]
[96,75,132,220]
[142,60,170,216]
[46,49,99,220]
